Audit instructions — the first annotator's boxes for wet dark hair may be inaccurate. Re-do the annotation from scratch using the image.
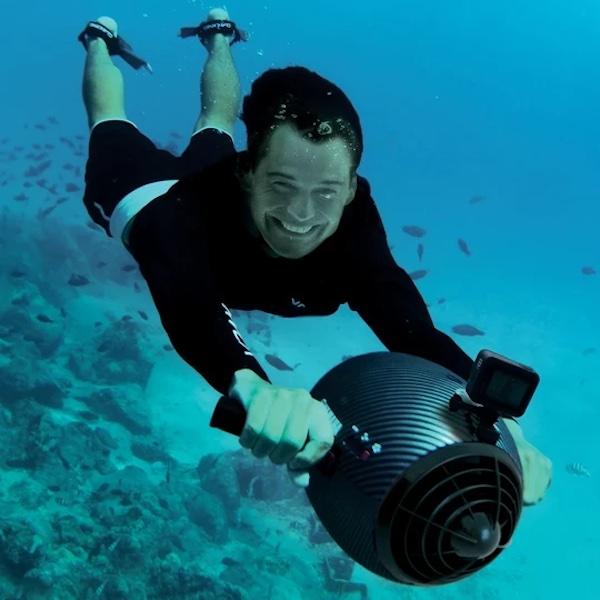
[238,66,363,176]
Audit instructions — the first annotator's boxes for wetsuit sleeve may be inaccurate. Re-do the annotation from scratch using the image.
[347,194,474,381]
[125,190,271,396]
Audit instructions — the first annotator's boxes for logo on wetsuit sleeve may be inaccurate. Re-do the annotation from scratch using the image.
[221,303,255,357]
[291,297,306,309]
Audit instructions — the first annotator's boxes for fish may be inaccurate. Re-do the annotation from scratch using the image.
[409,269,428,280]
[10,269,26,278]
[14,193,28,202]
[581,266,596,275]
[163,344,174,351]
[469,195,485,204]
[36,314,54,323]
[265,353,296,371]
[24,160,52,177]
[402,225,426,238]
[38,204,60,219]
[121,264,137,272]
[458,239,471,256]
[565,463,591,477]
[437,298,446,304]
[65,183,80,193]
[138,310,148,321]
[134,282,142,292]
[47,116,59,125]
[417,243,424,262]
[68,274,91,286]
[452,324,485,336]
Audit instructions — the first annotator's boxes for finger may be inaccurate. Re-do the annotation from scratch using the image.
[287,467,310,488]
[270,394,311,465]
[239,389,271,450]
[289,403,334,468]
[252,396,291,459]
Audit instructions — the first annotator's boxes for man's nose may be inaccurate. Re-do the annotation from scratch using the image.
[285,193,317,222]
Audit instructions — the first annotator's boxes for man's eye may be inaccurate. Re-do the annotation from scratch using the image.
[318,190,336,199]
[272,181,291,190]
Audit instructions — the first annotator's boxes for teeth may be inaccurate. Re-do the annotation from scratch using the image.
[278,220,313,234]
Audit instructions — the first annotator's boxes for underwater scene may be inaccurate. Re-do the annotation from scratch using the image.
[0,1,598,599]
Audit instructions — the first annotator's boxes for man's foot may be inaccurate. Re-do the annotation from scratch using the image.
[95,16,118,36]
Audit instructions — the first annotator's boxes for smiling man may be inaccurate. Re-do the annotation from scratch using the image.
[79,9,552,501]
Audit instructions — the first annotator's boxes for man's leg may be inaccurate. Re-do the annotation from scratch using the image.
[82,17,128,130]
[192,8,241,138]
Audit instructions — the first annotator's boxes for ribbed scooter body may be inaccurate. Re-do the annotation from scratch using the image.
[306,352,523,585]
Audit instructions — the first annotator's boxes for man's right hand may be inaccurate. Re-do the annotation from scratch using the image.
[228,369,335,484]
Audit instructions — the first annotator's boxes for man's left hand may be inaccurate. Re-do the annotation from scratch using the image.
[503,418,552,505]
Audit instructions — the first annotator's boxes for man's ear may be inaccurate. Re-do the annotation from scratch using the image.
[344,173,358,206]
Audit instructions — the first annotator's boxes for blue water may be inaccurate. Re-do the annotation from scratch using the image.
[0,1,598,598]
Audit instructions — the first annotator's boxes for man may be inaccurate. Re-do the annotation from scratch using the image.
[79,9,552,501]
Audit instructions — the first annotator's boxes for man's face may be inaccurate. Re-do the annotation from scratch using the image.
[242,122,357,259]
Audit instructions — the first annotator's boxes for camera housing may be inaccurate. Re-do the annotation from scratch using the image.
[466,350,539,418]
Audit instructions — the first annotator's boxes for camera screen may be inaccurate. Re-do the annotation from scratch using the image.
[486,370,530,409]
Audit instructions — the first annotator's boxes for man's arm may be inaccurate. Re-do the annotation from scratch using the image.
[347,191,473,380]
[192,7,241,139]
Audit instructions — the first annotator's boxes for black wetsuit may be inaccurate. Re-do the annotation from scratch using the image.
[124,152,474,395]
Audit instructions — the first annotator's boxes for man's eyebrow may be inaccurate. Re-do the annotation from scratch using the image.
[266,171,343,186]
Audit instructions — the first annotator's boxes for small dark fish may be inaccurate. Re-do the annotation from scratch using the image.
[458,239,471,256]
[60,307,67,318]
[47,116,59,125]
[417,243,424,262]
[402,225,426,238]
[134,282,142,293]
[36,314,54,323]
[409,269,428,281]
[163,344,174,352]
[38,204,59,219]
[23,181,32,188]
[65,182,80,193]
[10,269,26,278]
[469,195,485,204]
[94,321,102,327]
[34,123,47,131]
[452,324,485,336]
[121,315,133,322]
[14,193,28,202]
[62,163,74,171]
[437,298,446,304]
[565,463,591,477]
[121,264,137,272]
[138,310,148,321]
[581,266,596,276]
[68,273,90,286]
[265,353,295,371]
[221,557,241,568]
